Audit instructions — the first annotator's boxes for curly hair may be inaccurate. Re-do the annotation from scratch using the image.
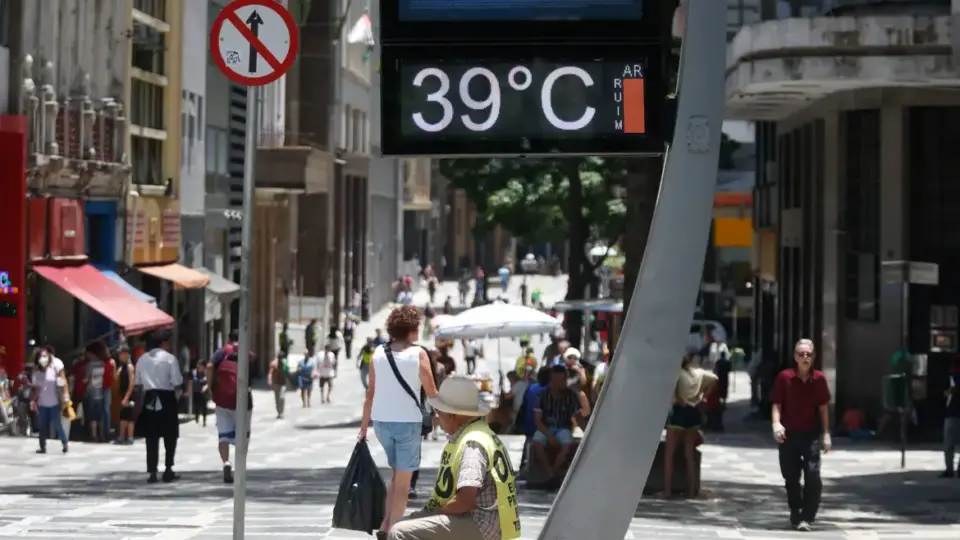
[386,305,421,341]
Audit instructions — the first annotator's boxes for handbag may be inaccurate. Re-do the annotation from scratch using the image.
[382,344,433,430]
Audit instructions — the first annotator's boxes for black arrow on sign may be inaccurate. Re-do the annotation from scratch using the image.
[246,10,265,73]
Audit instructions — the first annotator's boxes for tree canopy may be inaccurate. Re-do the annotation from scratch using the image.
[437,156,630,248]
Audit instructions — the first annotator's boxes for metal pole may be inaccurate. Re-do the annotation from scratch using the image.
[232,85,260,540]
[900,280,909,469]
[537,0,726,537]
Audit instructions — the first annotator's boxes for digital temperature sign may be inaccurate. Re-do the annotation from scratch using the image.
[398,0,643,22]
[379,0,665,44]
[381,45,666,156]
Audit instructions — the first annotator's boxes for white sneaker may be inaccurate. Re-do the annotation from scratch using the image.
[796,521,811,531]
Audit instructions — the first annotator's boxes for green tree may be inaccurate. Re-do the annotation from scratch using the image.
[438,157,629,349]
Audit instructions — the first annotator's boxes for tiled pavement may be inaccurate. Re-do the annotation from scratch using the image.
[2,292,959,538]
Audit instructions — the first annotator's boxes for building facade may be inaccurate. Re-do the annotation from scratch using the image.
[0,0,197,369]
[730,0,960,427]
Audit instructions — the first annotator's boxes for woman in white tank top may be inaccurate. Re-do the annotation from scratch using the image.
[358,306,438,535]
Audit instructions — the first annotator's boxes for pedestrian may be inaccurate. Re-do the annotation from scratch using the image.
[279,321,292,359]
[135,329,183,483]
[319,343,336,404]
[298,345,318,408]
[190,359,209,426]
[464,339,480,376]
[32,348,70,454]
[385,377,522,540]
[358,337,375,390]
[102,348,116,441]
[114,345,136,445]
[373,328,388,348]
[305,319,318,353]
[942,359,960,477]
[268,353,286,419]
[358,306,439,535]
[771,338,831,531]
[327,325,344,369]
[657,347,717,498]
[343,317,356,361]
[208,337,253,485]
[82,342,108,443]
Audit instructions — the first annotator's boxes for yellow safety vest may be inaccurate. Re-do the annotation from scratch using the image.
[424,421,522,539]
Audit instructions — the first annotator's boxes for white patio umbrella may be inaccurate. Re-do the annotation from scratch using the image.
[588,245,618,258]
[434,303,562,376]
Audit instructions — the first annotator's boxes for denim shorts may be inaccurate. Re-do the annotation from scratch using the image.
[373,420,422,471]
[532,427,574,446]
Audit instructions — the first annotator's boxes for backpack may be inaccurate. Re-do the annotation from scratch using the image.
[211,345,252,411]
[280,356,291,377]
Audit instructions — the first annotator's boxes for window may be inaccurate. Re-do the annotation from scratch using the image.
[843,109,880,321]
[352,109,362,152]
[343,105,353,151]
[205,127,216,173]
[131,135,163,185]
[361,112,369,154]
[0,0,10,47]
[204,127,228,175]
[134,0,167,21]
[131,79,165,130]
[196,96,204,140]
[131,23,166,75]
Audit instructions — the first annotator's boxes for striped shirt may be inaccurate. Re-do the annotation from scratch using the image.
[534,387,581,430]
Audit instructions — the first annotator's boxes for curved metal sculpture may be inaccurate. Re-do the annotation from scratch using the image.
[537,1,728,538]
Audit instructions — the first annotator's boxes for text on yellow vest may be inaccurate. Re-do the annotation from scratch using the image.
[424,420,521,539]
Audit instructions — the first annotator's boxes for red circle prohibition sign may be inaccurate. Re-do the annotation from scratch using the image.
[210,0,299,86]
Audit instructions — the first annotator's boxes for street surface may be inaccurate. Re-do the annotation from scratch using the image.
[2,277,959,539]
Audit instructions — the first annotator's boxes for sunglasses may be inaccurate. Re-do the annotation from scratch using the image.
[795,351,814,358]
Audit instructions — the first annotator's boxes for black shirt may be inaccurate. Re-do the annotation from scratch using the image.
[535,387,581,430]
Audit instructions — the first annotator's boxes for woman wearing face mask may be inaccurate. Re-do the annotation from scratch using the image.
[114,345,137,445]
[32,348,70,453]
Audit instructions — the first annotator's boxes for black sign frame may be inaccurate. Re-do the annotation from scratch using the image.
[379,0,667,45]
[380,42,668,157]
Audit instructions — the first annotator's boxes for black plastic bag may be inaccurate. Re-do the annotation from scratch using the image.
[332,440,387,534]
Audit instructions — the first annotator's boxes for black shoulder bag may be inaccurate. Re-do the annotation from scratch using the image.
[383,344,433,431]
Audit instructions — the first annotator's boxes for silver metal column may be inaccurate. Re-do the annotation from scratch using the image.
[232,85,260,540]
[537,1,727,538]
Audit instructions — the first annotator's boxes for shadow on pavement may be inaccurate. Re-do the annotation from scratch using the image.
[296,419,362,430]
[5,465,958,531]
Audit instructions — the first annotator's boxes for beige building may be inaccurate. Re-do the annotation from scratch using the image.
[729,4,960,427]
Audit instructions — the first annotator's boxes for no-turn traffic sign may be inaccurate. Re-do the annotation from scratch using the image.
[210,0,299,87]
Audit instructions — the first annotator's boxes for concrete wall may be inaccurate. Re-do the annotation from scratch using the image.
[21,0,129,101]
[180,0,207,218]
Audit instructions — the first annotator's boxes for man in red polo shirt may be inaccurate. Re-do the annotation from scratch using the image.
[771,338,831,532]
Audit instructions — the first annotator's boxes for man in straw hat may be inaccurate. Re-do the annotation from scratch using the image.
[385,376,522,540]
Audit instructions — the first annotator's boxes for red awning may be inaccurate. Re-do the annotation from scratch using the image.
[32,264,174,335]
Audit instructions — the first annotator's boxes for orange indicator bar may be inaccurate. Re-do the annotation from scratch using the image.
[623,78,646,134]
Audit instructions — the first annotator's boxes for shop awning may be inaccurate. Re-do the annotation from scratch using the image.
[137,263,211,289]
[32,264,174,335]
[96,267,157,306]
[200,268,240,299]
